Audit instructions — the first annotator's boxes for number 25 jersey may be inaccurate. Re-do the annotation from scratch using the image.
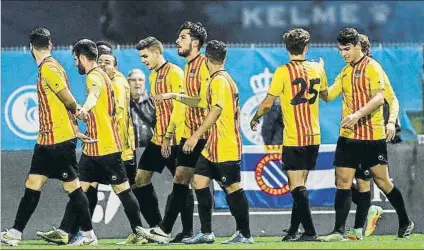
[268,60,328,147]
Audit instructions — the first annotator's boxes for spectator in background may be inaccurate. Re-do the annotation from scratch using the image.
[261,99,284,145]
[127,69,156,159]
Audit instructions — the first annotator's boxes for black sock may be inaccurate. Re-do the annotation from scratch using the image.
[351,186,360,205]
[117,189,143,232]
[181,189,194,234]
[133,184,162,227]
[354,191,371,229]
[227,189,251,238]
[195,188,213,234]
[68,186,97,236]
[288,190,301,234]
[86,186,98,217]
[160,183,189,234]
[292,186,316,236]
[225,193,238,230]
[12,188,41,232]
[385,186,410,228]
[334,189,352,234]
[59,188,93,233]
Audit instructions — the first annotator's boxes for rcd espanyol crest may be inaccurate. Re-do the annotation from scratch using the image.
[5,85,39,140]
[240,68,274,145]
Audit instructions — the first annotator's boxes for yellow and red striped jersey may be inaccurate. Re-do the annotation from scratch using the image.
[149,62,185,146]
[327,56,385,140]
[268,60,328,147]
[182,54,210,139]
[202,70,242,162]
[84,67,122,156]
[37,56,77,145]
[111,71,135,161]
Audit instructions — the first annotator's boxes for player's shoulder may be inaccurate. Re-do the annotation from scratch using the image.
[366,57,382,68]
[41,57,64,73]
[168,62,184,75]
[87,67,106,83]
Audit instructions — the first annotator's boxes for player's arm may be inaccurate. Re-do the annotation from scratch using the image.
[318,64,329,102]
[182,78,224,153]
[77,72,102,121]
[383,72,399,141]
[341,63,385,129]
[154,62,210,108]
[42,64,78,114]
[250,67,283,130]
[321,72,342,102]
[113,78,126,122]
[165,69,186,140]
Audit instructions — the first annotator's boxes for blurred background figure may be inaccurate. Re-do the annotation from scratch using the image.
[127,69,156,160]
[261,99,284,145]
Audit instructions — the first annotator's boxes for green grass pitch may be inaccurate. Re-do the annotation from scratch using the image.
[1,235,424,249]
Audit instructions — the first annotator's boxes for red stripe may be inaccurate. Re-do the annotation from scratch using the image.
[225,73,242,159]
[112,116,122,151]
[357,59,368,139]
[287,63,302,146]
[293,62,306,146]
[351,63,360,139]
[363,59,374,139]
[190,58,202,136]
[300,63,314,145]
[38,72,54,144]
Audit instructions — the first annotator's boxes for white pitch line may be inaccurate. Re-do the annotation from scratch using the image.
[193,210,396,216]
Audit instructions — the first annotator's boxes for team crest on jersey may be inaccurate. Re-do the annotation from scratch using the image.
[255,152,290,196]
[157,75,164,83]
[240,68,274,145]
[354,70,362,78]
[189,69,196,78]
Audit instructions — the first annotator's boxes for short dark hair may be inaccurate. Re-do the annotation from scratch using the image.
[205,40,227,64]
[136,36,163,53]
[178,21,207,48]
[337,28,360,46]
[29,27,51,49]
[96,40,113,57]
[282,28,310,55]
[359,34,371,56]
[72,39,98,61]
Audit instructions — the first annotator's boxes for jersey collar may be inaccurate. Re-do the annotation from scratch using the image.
[155,61,168,72]
[86,66,101,75]
[38,56,52,68]
[350,55,366,67]
[188,53,201,65]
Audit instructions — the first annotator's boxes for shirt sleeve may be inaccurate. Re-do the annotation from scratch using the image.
[383,72,399,123]
[86,71,103,94]
[320,65,328,91]
[166,68,186,137]
[327,72,343,101]
[113,77,126,110]
[210,77,226,109]
[366,61,385,91]
[41,63,68,94]
[268,67,285,97]
[196,60,211,109]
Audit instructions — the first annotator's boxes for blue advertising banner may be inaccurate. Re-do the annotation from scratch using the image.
[1,45,422,150]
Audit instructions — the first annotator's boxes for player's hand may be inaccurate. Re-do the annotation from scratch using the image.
[161,137,172,158]
[76,107,89,121]
[153,93,176,103]
[76,132,98,143]
[386,122,396,142]
[318,57,325,67]
[183,135,199,154]
[250,118,260,131]
[341,113,360,129]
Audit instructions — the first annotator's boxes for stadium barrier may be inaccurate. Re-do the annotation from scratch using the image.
[1,143,423,239]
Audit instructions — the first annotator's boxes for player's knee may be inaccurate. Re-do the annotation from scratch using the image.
[112,181,131,194]
[173,167,193,184]
[373,176,393,193]
[356,179,371,192]
[336,176,352,189]
[80,181,92,192]
[192,175,209,190]
[135,170,152,187]
[62,179,81,193]
[25,176,45,191]
[224,182,241,194]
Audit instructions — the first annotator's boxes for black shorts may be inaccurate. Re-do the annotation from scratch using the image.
[176,138,207,168]
[138,142,178,175]
[194,155,241,187]
[124,159,137,185]
[282,145,320,171]
[29,138,78,182]
[355,165,372,181]
[78,152,128,185]
[334,137,388,171]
